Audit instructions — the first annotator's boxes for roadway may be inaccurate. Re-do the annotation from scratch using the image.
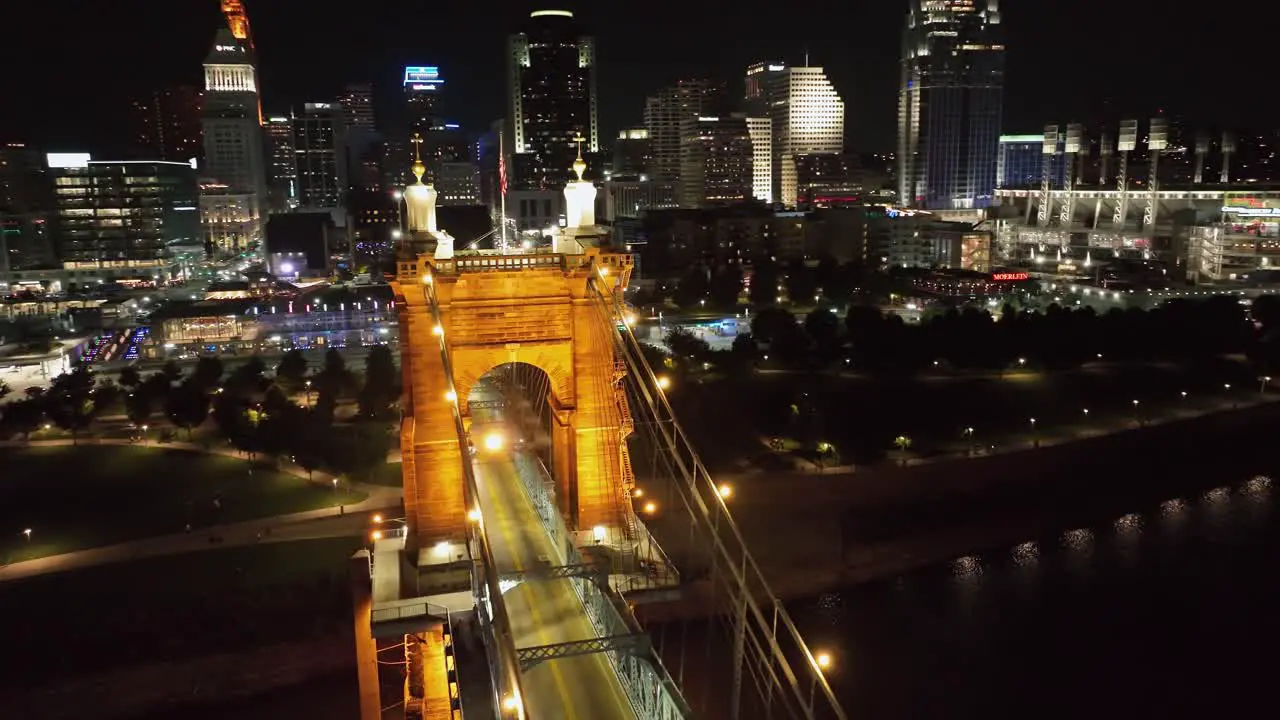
[470,385,636,720]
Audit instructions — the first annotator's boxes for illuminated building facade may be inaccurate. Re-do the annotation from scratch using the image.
[201,26,266,226]
[200,181,259,255]
[130,86,203,162]
[264,116,297,210]
[745,117,772,203]
[678,116,753,208]
[997,134,1065,189]
[744,62,845,206]
[507,10,598,190]
[0,143,54,273]
[897,0,1005,210]
[47,154,200,267]
[338,83,376,130]
[404,66,444,141]
[292,103,348,220]
[645,80,725,184]
[612,128,651,177]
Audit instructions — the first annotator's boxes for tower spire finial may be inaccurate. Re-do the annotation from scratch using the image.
[571,137,587,182]
[410,133,426,184]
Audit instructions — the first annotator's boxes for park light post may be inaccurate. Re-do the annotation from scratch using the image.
[1029,417,1038,447]
[963,426,975,456]
[1259,375,1272,394]
[809,650,833,709]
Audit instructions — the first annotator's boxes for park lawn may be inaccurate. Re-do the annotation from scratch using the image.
[0,537,362,688]
[0,445,365,562]
[664,356,1262,470]
[367,459,405,487]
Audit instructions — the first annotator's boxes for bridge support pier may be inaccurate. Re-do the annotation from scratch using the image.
[348,550,382,720]
[551,409,576,524]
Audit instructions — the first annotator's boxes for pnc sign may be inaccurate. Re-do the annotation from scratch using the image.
[991,272,1029,281]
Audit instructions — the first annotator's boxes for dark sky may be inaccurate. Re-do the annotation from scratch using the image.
[2,1,1272,154]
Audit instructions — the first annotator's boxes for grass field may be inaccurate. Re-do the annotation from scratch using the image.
[0,537,362,688]
[0,446,365,562]
[663,357,1263,471]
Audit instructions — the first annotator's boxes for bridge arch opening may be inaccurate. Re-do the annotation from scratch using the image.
[467,362,557,468]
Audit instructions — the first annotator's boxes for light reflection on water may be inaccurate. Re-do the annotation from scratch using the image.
[803,475,1276,720]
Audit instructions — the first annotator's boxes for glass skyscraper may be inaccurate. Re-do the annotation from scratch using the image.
[896,0,1005,210]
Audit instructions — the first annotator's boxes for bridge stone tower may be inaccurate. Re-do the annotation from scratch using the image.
[392,161,634,552]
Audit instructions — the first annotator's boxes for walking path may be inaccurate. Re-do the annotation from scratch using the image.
[0,439,404,584]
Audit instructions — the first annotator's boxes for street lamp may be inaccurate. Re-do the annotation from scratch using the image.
[718,483,733,500]
[656,375,671,391]
[22,528,32,542]
[810,650,833,707]
[1260,376,1272,394]
[592,525,607,544]
[643,501,657,515]
[305,380,313,407]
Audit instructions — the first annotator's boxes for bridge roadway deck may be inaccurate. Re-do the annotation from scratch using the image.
[471,399,636,720]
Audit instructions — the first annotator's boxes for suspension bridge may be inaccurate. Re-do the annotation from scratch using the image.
[351,159,848,719]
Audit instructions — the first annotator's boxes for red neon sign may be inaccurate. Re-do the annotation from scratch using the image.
[991,272,1029,281]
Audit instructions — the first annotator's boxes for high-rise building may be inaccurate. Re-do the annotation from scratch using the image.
[405,67,444,138]
[745,117,772,203]
[130,86,203,162]
[264,116,297,210]
[744,62,845,207]
[612,128,651,178]
[291,103,348,220]
[997,134,1065,190]
[201,24,266,220]
[645,80,726,184]
[679,116,753,208]
[506,10,598,190]
[338,83,376,131]
[47,154,200,267]
[0,143,54,273]
[897,0,1005,209]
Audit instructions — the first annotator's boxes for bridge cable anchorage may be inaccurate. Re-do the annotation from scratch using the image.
[516,633,651,672]
[588,277,851,720]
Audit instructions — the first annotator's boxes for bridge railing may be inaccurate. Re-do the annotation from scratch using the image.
[589,275,850,720]
[419,276,530,719]
[508,447,692,720]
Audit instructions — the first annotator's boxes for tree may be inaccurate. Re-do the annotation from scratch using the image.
[893,435,912,467]
[750,307,798,345]
[803,308,842,359]
[749,260,782,306]
[46,367,98,444]
[709,266,744,310]
[0,380,10,403]
[783,261,819,306]
[672,264,712,309]
[315,349,355,398]
[125,389,154,427]
[118,366,141,389]
[224,356,267,399]
[166,383,210,440]
[358,345,399,419]
[0,398,44,441]
[275,349,309,392]
[664,326,711,368]
[191,356,224,390]
[161,360,183,383]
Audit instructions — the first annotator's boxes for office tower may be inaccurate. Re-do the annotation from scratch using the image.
[744,62,845,206]
[47,154,199,266]
[745,117,772,202]
[338,83,376,131]
[507,10,598,189]
[0,143,55,273]
[404,66,444,145]
[678,116,753,208]
[292,103,348,219]
[264,116,297,210]
[897,0,1005,209]
[644,80,726,183]
[201,24,267,216]
[612,128,651,177]
[130,86,203,162]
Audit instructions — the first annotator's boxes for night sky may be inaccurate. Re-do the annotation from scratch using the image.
[2,0,1269,155]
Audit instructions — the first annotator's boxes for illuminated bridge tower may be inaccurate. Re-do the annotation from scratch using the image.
[393,152,634,551]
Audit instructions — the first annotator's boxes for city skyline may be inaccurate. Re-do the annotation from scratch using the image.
[0,1,1263,156]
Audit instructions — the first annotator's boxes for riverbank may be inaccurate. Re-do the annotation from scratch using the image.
[641,398,1280,619]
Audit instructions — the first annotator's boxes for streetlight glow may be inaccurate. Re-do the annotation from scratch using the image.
[815,652,832,670]
[432,324,444,336]
[468,508,482,523]
[657,375,671,390]
[592,525,607,544]
[643,501,657,515]
[483,432,504,452]
[371,530,383,541]
[718,483,733,499]
[372,514,383,523]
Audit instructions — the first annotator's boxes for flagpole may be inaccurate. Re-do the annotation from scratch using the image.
[499,128,508,254]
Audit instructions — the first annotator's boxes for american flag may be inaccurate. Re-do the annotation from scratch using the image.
[498,133,508,197]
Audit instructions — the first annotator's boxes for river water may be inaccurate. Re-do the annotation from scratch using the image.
[796,474,1280,719]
